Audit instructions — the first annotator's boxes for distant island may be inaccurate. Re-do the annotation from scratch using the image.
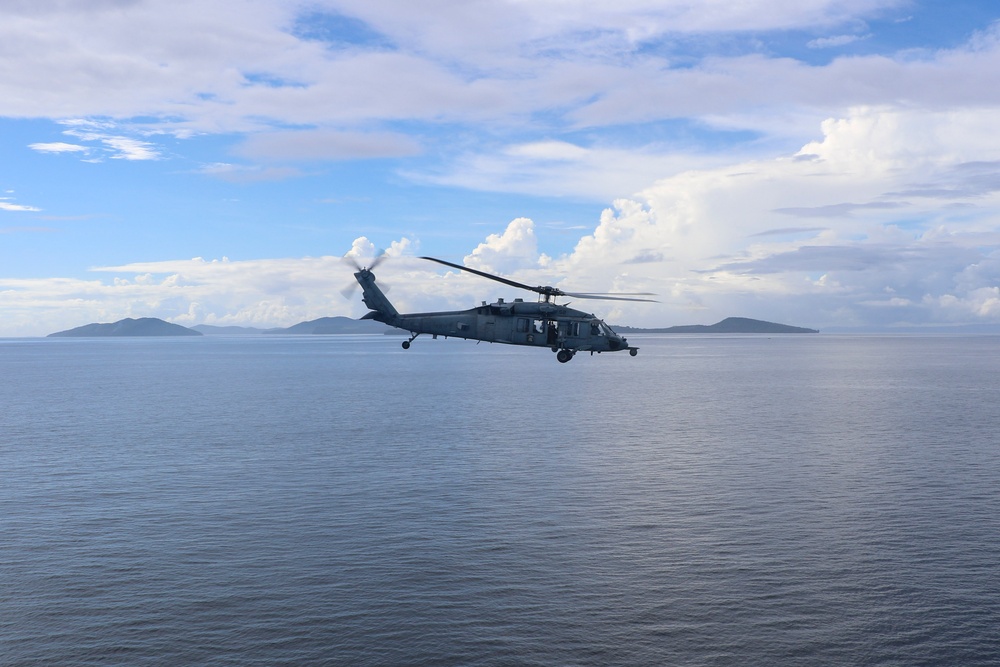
[615,317,818,334]
[261,316,393,335]
[48,317,202,337]
[49,315,817,338]
[192,317,393,335]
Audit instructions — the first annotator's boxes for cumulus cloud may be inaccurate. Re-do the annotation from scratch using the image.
[540,107,1000,329]
[0,255,354,337]
[463,218,544,274]
[0,236,434,336]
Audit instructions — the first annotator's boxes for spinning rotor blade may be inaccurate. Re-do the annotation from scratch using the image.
[420,256,658,302]
[420,256,539,293]
[340,249,389,299]
[340,282,359,299]
[342,248,387,272]
[562,292,659,303]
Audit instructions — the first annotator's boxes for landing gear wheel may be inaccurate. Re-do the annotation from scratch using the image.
[629,348,638,357]
[556,349,574,363]
[401,340,410,350]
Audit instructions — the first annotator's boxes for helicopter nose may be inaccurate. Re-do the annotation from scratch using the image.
[609,336,623,351]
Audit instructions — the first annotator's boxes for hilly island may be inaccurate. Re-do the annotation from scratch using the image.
[48,318,202,337]
[615,317,818,334]
[48,316,816,337]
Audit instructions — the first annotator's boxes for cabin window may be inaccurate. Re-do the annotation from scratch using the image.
[516,318,529,333]
[566,321,580,337]
[532,319,545,334]
[591,322,602,336]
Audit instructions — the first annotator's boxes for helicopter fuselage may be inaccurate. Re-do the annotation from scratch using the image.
[354,267,638,362]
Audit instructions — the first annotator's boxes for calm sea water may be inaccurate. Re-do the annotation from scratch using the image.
[2,334,998,666]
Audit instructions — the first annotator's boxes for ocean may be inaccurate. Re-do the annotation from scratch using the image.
[2,334,998,666]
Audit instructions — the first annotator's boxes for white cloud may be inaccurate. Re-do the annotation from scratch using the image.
[197,162,303,182]
[538,107,1000,328]
[234,129,422,161]
[412,140,733,200]
[28,141,89,154]
[101,137,159,160]
[0,197,40,212]
[28,121,163,161]
[0,239,436,336]
[463,218,543,273]
[330,1,904,55]
[808,33,871,49]
[0,255,348,337]
[0,0,957,145]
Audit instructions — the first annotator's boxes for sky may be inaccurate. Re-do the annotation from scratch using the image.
[3,0,1000,336]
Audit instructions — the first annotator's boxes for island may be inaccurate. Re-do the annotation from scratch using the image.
[49,315,817,338]
[48,317,202,337]
[261,316,393,335]
[614,317,818,334]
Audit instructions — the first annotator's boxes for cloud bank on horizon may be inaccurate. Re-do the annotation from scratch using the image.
[3,0,1000,336]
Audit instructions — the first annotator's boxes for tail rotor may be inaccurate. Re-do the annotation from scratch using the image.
[340,249,388,300]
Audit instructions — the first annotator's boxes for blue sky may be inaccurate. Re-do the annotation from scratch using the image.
[3,0,1000,336]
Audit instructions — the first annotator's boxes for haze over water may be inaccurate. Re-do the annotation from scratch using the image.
[2,334,998,666]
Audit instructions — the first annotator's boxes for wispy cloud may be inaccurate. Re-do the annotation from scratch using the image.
[774,202,906,218]
[102,137,160,160]
[28,142,89,154]
[234,129,422,162]
[808,33,871,49]
[1,226,54,233]
[29,120,163,161]
[197,162,303,182]
[0,197,41,212]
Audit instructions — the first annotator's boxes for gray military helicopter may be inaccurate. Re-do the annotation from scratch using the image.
[345,255,656,362]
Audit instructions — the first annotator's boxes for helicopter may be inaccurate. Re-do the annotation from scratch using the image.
[345,255,656,363]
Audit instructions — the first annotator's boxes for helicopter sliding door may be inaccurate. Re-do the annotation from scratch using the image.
[513,317,548,347]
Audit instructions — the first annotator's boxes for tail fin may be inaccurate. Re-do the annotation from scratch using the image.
[355,268,398,323]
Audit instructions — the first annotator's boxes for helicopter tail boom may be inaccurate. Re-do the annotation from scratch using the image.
[355,268,398,323]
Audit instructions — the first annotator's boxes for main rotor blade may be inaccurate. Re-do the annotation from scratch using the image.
[420,256,542,294]
[421,256,659,302]
[563,292,659,303]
